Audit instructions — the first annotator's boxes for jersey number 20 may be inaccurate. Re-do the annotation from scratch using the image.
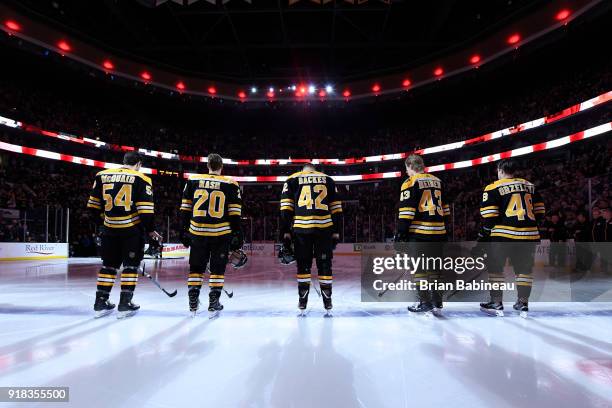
[194,190,226,218]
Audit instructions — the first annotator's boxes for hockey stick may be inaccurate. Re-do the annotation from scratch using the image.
[141,263,177,297]
[312,283,321,298]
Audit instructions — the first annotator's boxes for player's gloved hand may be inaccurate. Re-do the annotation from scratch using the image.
[282,233,292,251]
[332,233,340,250]
[393,231,409,252]
[180,231,191,248]
[230,230,244,251]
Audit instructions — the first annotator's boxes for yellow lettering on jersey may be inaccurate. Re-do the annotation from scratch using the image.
[298,176,327,185]
[198,180,221,190]
[101,174,136,184]
[417,179,441,189]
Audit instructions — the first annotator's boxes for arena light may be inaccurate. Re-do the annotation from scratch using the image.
[102,60,114,70]
[434,67,444,76]
[238,91,246,99]
[325,85,333,93]
[250,87,257,94]
[308,85,316,94]
[318,90,326,98]
[4,20,21,31]
[176,81,186,91]
[208,86,217,95]
[507,33,521,45]
[402,79,411,87]
[555,9,571,21]
[268,87,274,93]
[2,123,610,183]
[372,84,381,93]
[140,71,152,81]
[267,90,275,98]
[57,40,71,52]
[343,89,351,98]
[469,54,481,64]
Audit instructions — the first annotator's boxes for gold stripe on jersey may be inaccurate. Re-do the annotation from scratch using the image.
[180,199,193,211]
[408,220,446,235]
[443,204,450,216]
[103,212,141,228]
[480,205,500,218]
[87,197,102,210]
[293,214,333,229]
[189,220,231,237]
[329,201,343,214]
[135,201,154,214]
[533,202,545,214]
[280,198,295,212]
[398,207,416,220]
[490,225,540,240]
[228,203,242,216]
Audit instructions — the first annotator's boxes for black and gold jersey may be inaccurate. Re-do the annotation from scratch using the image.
[397,173,449,240]
[280,170,342,234]
[180,174,242,238]
[87,168,155,234]
[479,178,545,241]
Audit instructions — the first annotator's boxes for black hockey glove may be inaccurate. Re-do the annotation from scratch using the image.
[230,230,244,251]
[282,235,293,252]
[180,231,191,249]
[332,234,340,250]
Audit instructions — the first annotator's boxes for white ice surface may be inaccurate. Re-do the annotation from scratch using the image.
[0,258,611,408]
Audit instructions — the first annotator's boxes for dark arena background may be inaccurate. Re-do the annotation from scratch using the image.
[0,1,611,407]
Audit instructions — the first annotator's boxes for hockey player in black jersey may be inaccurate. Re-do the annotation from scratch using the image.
[478,159,545,317]
[280,164,342,316]
[179,153,244,318]
[87,152,162,319]
[395,155,450,314]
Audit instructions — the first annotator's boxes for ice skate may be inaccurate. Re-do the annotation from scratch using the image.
[322,286,332,317]
[480,301,504,317]
[208,290,223,319]
[117,291,140,319]
[297,287,309,317]
[513,300,529,318]
[93,291,115,318]
[189,288,201,317]
[432,301,444,317]
[408,301,434,316]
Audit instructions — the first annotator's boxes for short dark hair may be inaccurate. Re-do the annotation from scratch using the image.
[123,152,143,166]
[207,153,223,171]
[405,154,425,172]
[497,159,521,177]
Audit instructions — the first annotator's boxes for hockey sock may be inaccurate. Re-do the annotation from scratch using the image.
[96,267,117,293]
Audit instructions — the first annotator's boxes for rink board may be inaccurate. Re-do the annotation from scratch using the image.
[0,242,68,261]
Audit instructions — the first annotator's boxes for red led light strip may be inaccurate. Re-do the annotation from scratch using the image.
[1,123,609,183]
[1,90,609,166]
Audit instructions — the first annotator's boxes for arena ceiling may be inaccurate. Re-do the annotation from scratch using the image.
[4,0,552,82]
